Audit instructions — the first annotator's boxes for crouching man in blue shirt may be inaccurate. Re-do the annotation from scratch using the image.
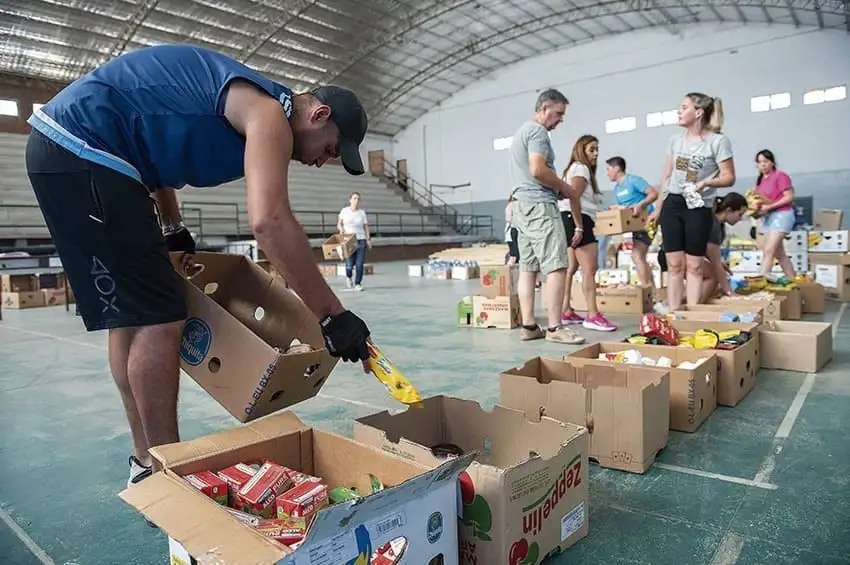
[605,156,659,289]
[27,44,372,488]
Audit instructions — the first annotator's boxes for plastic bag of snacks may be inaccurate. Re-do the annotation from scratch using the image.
[638,314,679,345]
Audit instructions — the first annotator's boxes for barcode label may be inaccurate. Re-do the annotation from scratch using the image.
[369,512,406,538]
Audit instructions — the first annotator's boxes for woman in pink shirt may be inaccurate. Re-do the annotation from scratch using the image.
[754,149,796,278]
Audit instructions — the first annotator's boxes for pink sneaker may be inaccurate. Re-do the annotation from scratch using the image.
[583,313,617,332]
[561,310,585,325]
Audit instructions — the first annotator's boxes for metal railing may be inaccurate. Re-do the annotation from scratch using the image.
[376,158,492,236]
[1,202,494,245]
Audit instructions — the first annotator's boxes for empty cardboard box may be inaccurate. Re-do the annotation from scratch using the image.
[121,412,473,565]
[354,397,589,565]
[759,321,833,373]
[567,343,717,433]
[500,357,669,474]
[173,252,337,422]
[708,295,786,320]
[321,233,356,261]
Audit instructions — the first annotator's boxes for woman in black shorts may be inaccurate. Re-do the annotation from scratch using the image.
[559,135,616,332]
[648,92,737,311]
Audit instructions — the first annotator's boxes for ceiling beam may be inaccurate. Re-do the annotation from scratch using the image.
[105,0,161,61]
[240,0,319,63]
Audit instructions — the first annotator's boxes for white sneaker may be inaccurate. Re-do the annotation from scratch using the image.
[345,277,354,289]
[128,455,152,488]
[354,284,364,292]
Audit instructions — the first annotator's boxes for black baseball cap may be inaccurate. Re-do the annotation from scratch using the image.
[312,85,368,176]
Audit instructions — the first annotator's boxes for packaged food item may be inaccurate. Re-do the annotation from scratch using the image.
[276,481,329,521]
[254,517,308,547]
[183,471,228,506]
[692,329,719,349]
[372,538,408,564]
[218,463,258,509]
[286,470,322,487]
[369,474,384,494]
[328,486,361,505]
[225,507,262,527]
[639,313,679,345]
[367,342,423,407]
[430,443,465,458]
[284,338,314,356]
[239,462,293,518]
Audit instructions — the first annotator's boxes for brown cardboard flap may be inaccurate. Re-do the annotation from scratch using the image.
[120,473,285,564]
[151,411,308,468]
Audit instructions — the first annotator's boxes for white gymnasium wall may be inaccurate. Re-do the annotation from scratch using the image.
[361,133,394,165]
[392,23,850,221]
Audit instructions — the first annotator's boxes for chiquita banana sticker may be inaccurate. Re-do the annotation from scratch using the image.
[808,232,823,249]
[367,342,424,407]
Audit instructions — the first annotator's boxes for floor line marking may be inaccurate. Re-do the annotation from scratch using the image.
[833,302,847,338]
[1,324,391,415]
[655,463,778,490]
[774,372,816,440]
[709,531,745,565]
[0,506,57,565]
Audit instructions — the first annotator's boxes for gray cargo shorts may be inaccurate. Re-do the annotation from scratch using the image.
[510,200,569,276]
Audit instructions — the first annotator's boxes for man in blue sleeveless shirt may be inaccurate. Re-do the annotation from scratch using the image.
[26,44,372,487]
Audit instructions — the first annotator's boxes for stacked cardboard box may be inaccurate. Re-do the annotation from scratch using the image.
[808,215,850,300]
[457,265,520,329]
[1,273,74,310]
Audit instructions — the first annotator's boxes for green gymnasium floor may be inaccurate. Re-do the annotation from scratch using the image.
[1,261,848,565]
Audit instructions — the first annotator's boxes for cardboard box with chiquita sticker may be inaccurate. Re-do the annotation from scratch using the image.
[171,252,338,422]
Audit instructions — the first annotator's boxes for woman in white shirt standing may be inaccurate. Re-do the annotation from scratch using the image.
[648,93,736,311]
[337,192,372,291]
[560,135,616,332]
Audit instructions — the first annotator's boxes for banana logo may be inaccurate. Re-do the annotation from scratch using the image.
[348,525,373,565]
[728,257,742,269]
[808,232,823,249]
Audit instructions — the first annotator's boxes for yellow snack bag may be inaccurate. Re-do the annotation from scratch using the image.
[678,336,695,348]
[693,329,719,349]
[717,330,740,341]
[367,342,423,407]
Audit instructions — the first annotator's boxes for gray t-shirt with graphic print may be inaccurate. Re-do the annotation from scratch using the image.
[509,120,558,203]
[664,132,733,206]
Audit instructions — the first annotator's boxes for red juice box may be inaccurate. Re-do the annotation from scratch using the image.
[217,463,257,509]
[286,469,322,487]
[183,471,228,506]
[225,507,262,527]
[238,462,292,518]
[254,517,308,547]
[276,481,329,521]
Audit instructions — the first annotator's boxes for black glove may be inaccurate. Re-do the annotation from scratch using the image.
[320,310,370,362]
[164,226,196,254]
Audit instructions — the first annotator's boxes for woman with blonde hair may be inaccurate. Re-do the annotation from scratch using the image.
[649,92,736,312]
[560,134,616,332]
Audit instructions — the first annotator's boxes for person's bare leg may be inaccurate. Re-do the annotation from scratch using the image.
[127,321,184,462]
[666,251,686,311]
[109,327,150,465]
[774,240,796,278]
[701,263,718,303]
[576,244,599,317]
[561,248,578,314]
[518,270,538,326]
[632,240,653,289]
[760,231,785,277]
[544,269,567,329]
[685,254,704,306]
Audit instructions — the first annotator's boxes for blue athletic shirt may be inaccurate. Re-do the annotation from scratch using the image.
[613,173,655,213]
[27,44,293,190]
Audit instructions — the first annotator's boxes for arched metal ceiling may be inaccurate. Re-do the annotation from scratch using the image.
[1,0,848,135]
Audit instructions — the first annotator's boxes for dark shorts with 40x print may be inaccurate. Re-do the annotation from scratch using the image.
[25,130,187,331]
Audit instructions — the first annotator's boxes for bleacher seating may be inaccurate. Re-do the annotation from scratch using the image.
[0,133,447,242]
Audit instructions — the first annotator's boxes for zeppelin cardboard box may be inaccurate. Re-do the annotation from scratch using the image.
[500,357,670,474]
[354,396,589,565]
[121,411,473,565]
[172,252,337,422]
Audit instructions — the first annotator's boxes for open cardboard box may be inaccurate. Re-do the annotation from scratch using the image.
[770,287,802,320]
[759,321,833,373]
[321,233,356,261]
[668,320,760,407]
[500,357,669,474]
[567,343,717,433]
[570,284,652,315]
[121,412,473,565]
[354,396,589,565]
[173,252,337,422]
[708,295,786,320]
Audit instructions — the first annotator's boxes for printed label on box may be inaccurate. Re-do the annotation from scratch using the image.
[306,529,358,565]
[368,511,406,540]
[815,264,839,288]
[560,501,586,541]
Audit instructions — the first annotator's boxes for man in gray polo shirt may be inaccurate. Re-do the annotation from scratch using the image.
[508,89,584,344]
